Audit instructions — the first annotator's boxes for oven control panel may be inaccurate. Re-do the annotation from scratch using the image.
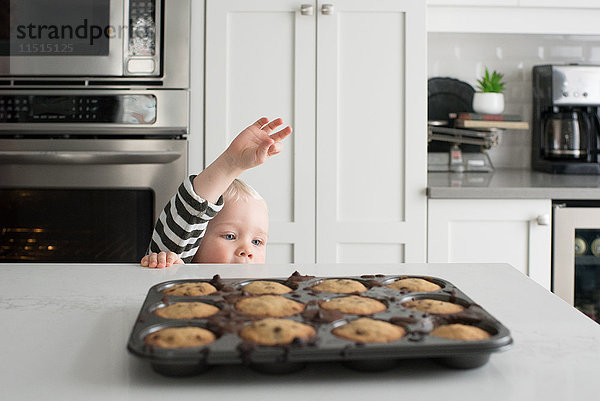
[0,95,156,124]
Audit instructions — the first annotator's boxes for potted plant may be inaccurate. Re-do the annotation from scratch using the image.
[472,68,506,114]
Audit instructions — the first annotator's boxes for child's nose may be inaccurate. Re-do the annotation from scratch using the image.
[237,246,253,259]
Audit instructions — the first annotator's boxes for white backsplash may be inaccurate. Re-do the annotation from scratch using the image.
[428,33,600,168]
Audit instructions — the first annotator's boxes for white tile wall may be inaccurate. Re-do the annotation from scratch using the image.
[428,33,600,168]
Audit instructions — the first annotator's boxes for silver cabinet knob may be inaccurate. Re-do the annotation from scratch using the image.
[321,4,334,15]
[536,214,550,226]
[300,4,314,16]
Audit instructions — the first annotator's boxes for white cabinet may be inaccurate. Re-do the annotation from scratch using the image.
[428,199,551,289]
[205,0,427,264]
[205,0,316,264]
[427,1,600,34]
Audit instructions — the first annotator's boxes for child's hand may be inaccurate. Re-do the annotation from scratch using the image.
[224,117,292,171]
[191,117,292,204]
[140,252,184,268]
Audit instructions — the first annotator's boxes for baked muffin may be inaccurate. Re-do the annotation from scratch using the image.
[312,279,367,294]
[235,295,305,317]
[162,282,217,297]
[430,324,491,341]
[320,295,386,315]
[386,278,441,292]
[239,318,316,345]
[332,317,405,343]
[154,302,220,319]
[144,327,216,348]
[402,299,464,314]
[242,280,292,295]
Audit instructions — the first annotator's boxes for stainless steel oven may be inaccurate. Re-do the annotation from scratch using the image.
[0,90,188,263]
[0,0,189,87]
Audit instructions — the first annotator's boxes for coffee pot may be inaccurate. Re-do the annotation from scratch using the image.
[532,64,600,174]
[543,109,592,159]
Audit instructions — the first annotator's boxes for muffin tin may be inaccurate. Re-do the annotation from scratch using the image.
[127,272,513,376]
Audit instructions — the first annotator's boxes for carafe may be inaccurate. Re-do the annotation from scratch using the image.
[544,110,590,159]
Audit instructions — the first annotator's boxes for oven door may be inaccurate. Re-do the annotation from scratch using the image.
[0,138,186,262]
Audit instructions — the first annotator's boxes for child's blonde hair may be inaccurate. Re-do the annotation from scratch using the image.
[223,179,264,203]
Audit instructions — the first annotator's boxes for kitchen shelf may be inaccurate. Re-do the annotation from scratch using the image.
[575,255,600,267]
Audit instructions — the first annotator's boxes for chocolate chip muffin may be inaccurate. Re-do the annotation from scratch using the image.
[386,278,441,292]
[235,295,305,317]
[402,299,464,314]
[242,280,292,295]
[320,295,386,315]
[239,318,316,346]
[430,324,491,341]
[162,282,217,297]
[312,279,367,294]
[144,327,216,348]
[153,302,220,319]
[332,317,405,343]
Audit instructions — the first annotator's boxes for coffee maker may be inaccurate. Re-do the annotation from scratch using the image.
[532,64,600,174]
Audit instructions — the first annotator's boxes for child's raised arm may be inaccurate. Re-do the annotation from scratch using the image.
[142,117,291,268]
[192,117,292,203]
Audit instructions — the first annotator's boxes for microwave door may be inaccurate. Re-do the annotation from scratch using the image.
[2,0,124,76]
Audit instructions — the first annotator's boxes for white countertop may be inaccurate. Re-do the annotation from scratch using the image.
[1,263,598,401]
[428,168,600,199]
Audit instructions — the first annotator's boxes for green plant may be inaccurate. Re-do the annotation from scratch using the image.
[477,68,505,93]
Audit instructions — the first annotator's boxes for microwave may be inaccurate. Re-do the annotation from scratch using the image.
[0,0,189,88]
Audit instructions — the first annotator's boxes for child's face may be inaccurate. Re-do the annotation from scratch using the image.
[193,196,268,264]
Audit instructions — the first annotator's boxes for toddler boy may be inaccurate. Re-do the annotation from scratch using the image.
[141,117,291,268]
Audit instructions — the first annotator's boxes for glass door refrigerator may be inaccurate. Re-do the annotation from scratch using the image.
[553,201,600,323]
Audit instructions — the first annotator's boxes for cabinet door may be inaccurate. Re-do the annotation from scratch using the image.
[316,0,427,263]
[428,199,551,289]
[205,0,316,263]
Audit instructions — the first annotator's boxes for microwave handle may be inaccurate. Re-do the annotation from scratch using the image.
[0,150,181,165]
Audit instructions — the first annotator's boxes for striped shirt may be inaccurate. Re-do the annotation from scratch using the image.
[148,175,224,262]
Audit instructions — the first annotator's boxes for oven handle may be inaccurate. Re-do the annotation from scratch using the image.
[0,150,182,165]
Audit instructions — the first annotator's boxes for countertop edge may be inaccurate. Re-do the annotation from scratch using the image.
[427,169,600,199]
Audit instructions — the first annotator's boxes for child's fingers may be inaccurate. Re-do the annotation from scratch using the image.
[165,252,178,267]
[251,117,269,130]
[267,141,284,156]
[143,252,180,268]
[156,252,167,269]
[148,253,158,268]
[174,258,184,265]
[261,118,284,134]
[269,125,292,142]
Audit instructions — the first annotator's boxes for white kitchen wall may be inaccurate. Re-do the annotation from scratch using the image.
[428,33,600,168]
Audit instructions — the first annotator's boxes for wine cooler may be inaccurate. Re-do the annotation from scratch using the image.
[553,201,600,323]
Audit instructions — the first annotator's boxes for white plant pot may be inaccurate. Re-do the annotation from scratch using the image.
[472,92,505,115]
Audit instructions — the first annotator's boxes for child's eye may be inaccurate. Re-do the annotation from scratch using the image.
[252,239,263,246]
[223,234,235,240]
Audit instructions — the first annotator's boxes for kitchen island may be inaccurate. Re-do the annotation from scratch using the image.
[1,263,598,401]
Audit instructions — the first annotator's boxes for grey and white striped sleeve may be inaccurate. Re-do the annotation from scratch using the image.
[148,175,224,263]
